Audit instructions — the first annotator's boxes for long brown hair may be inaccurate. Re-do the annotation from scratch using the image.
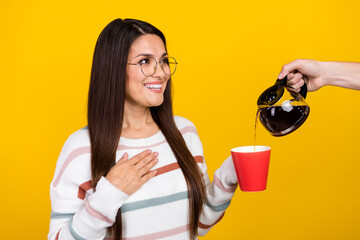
[87,18,206,239]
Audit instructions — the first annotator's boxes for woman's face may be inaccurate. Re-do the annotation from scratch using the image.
[125,34,170,109]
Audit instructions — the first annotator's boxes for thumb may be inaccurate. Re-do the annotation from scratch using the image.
[117,152,128,164]
[216,156,238,188]
[278,59,304,79]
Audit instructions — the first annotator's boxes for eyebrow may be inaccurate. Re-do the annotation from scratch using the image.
[134,52,168,59]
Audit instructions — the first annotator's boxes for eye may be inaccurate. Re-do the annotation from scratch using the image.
[160,57,169,65]
[139,58,151,65]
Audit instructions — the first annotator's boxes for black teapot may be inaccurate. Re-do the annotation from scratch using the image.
[257,76,310,136]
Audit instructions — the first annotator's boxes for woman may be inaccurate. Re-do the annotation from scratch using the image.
[48,18,238,240]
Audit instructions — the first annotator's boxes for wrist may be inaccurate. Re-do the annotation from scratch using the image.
[88,177,128,222]
[321,61,339,87]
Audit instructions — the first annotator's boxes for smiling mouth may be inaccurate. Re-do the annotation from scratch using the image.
[144,84,162,90]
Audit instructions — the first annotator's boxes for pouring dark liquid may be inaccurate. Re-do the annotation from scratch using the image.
[257,76,310,137]
[254,111,260,151]
[258,105,309,136]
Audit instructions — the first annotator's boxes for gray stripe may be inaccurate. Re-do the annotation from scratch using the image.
[50,211,74,219]
[68,217,87,240]
[81,126,88,130]
[122,191,188,213]
[205,200,231,212]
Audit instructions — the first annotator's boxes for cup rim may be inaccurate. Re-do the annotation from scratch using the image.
[231,145,271,153]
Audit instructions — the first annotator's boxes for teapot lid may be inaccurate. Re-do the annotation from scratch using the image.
[257,77,287,106]
[257,76,308,106]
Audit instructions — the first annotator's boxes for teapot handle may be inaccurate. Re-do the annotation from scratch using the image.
[299,83,308,99]
[278,76,308,99]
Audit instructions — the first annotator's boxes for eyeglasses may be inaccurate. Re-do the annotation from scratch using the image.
[127,56,178,77]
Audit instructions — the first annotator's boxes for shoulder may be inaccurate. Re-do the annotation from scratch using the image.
[62,126,91,150]
[67,126,90,143]
[174,117,206,173]
[174,115,197,131]
[51,127,91,188]
[174,115,200,138]
[57,126,91,165]
[174,116,203,154]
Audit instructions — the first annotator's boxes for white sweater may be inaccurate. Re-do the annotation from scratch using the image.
[48,116,238,240]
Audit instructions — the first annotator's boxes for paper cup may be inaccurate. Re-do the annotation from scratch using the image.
[231,146,271,191]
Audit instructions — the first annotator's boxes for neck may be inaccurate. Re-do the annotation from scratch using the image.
[123,102,154,130]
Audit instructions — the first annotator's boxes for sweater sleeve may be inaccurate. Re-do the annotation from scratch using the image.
[175,116,238,236]
[48,130,129,240]
[197,156,238,236]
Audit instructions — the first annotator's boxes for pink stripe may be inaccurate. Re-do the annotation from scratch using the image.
[123,224,189,240]
[85,201,114,224]
[213,175,237,193]
[198,212,225,229]
[52,126,198,188]
[52,147,91,187]
[179,126,198,136]
[117,126,198,150]
[117,139,168,150]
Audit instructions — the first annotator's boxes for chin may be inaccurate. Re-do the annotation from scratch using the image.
[148,97,165,107]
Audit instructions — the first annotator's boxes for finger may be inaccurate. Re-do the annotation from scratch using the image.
[291,79,305,91]
[278,59,304,79]
[129,149,152,165]
[287,73,295,80]
[141,170,158,184]
[295,72,303,80]
[117,152,128,164]
[287,72,303,85]
[138,158,159,176]
[135,152,159,170]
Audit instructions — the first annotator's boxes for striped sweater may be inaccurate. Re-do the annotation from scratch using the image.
[48,116,238,240]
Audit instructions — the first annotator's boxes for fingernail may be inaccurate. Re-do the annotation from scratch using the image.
[147,149,152,154]
[153,170,157,175]
[278,73,282,79]
[155,158,159,163]
[154,152,159,156]
[122,152,128,158]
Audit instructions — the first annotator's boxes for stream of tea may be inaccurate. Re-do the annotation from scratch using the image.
[254,110,260,151]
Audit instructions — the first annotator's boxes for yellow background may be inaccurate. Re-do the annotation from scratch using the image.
[1,0,360,239]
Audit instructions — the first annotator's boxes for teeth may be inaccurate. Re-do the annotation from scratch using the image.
[145,84,161,89]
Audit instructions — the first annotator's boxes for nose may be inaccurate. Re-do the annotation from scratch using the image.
[151,62,166,79]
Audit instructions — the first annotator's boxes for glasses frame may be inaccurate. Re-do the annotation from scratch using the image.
[127,56,178,77]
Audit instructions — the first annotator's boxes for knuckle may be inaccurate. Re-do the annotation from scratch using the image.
[123,160,132,166]
[146,156,154,163]
[141,177,149,184]
[142,149,151,156]
[143,156,152,165]
[129,167,137,175]
[295,72,301,77]
[296,59,305,68]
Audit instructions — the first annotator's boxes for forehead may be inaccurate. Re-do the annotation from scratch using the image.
[128,34,166,58]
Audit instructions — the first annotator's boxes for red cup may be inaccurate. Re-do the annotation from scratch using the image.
[231,146,271,191]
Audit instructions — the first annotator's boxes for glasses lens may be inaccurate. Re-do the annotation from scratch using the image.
[161,57,177,76]
[141,57,157,76]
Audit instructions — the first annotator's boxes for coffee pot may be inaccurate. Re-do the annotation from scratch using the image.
[257,76,310,136]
